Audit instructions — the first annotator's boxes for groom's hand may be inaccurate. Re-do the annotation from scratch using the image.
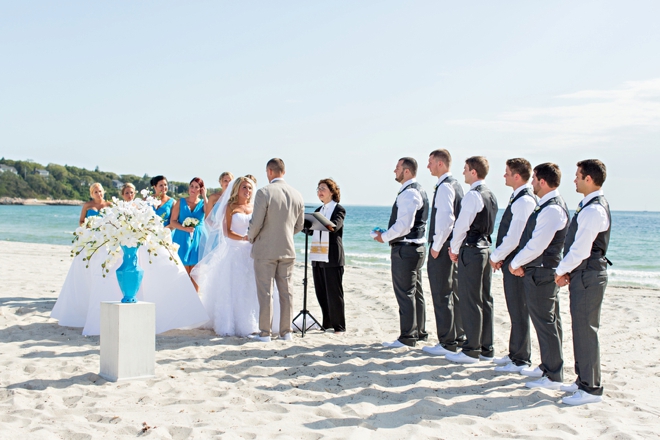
[374,231,384,243]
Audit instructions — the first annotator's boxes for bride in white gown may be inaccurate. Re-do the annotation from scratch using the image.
[193,176,280,336]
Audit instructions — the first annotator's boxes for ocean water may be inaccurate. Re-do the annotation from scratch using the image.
[1,205,659,289]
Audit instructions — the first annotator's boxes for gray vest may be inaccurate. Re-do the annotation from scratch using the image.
[495,187,535,262]
[465,184,498,248]
[515,195,569,269]
[428,175,464,245]
[564,195,611,272]
[388,182,429,244]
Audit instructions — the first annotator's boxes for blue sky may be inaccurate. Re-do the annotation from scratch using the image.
[2,1,659,210]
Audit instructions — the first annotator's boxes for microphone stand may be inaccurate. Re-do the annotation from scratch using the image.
[292,223,323,337]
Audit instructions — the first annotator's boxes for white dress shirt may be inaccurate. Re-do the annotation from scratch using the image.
[381,178,426,244]
[270,177,284,183]
[510,189,568,270]
[450,180,485,254]
[490,184,537,263]
[556,190,610,276]
[431,172,458,252]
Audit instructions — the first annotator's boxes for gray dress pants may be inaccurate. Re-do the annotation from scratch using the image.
[524,267,564,382]
[569,269,607,396]
[457,246,494,359]
[391,243,427,347]
[427,240,463,351]
[502,255,532,366]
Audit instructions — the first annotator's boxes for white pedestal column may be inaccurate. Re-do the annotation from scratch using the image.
[99,301,155,382]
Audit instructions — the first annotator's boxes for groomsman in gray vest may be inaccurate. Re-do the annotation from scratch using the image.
[446,156,498,364]
[422,149,466,356]
[374,157,429,348]
[555,159,610,405]
[490,158,537,372]
[509,163,569,389]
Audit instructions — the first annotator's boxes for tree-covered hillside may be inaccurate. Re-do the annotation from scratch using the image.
[0,158,204,201]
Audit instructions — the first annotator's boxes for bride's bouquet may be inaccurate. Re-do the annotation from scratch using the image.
[72,190,180,276]
[182,217,200,228]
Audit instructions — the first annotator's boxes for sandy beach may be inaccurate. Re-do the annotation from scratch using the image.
[1,240,658,439]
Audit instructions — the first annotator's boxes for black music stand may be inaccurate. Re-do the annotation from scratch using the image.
[293,212,335,337]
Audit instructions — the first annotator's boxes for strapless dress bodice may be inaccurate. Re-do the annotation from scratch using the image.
[230,212,251,236]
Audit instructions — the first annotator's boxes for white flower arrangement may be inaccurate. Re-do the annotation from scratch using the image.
[182,217,200,228]
[72,190,180,276]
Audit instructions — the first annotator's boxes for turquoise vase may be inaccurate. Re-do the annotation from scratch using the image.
[115,245,144,303]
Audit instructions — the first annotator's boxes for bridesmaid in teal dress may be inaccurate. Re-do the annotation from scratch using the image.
[78,182,111,225]
[150,175,175,228]
[171,177,208,289]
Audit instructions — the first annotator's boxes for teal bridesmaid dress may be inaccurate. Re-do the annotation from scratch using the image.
[172,199,205,266]
[154,198,175,226]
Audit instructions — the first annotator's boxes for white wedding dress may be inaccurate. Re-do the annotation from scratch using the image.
[193,179,280,337]
[52,242,209,336]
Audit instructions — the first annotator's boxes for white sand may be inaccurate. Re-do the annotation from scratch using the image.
[1,240,659,439]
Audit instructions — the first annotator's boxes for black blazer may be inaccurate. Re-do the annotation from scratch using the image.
[311,203,345,268]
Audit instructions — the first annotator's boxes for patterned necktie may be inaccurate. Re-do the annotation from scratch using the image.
[508,193,515,206]
[576,200,584,214]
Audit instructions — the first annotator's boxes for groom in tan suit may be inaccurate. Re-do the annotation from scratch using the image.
[248,158,305,342]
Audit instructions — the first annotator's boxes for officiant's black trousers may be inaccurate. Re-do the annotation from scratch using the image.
[391,243,427,347]
[457,246,494,359]
[569,269,607,396]
[427,240,463,352]
[312,265,346,332]
[502,255,532,366]
[524,267,564,382]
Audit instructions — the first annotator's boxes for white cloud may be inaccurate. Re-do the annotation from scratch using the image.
[447,78,660,147]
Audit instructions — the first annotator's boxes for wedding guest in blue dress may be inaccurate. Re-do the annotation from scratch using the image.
[171,177,208,289]
[78,182,111,225]
[121,182,136,202]
[151,175,175,227]
[206,171,234,217]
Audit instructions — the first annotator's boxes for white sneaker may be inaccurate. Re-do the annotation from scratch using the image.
[422,344,454,356]
[560,382,579,392]
[494,362,525,373]
[525,377,563,390]
[520,366,543,378]
[479,354,494,362]
[493,355,512,365]
[382,340,406,348]
[248,334,271,343]
[445,352,479,364]
[281,333,293,341]
[561,390,603,406]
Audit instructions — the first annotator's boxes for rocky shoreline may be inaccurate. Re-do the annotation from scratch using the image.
[0,197,83,206]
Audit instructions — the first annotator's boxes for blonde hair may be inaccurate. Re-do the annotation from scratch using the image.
[219,171,234,182]
[121,182,136,195]
[228,177,254,206]
[89,182,104,198]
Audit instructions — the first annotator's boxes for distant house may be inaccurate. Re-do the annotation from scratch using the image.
[35,169,50,177]
[0,164,18,174]
[112,180,123,189]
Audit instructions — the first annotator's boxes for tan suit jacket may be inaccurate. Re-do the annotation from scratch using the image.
[248,179,305,260]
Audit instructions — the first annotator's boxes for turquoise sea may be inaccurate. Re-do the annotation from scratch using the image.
[1,205,659,289]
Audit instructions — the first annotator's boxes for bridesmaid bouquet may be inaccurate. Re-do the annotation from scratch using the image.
[72,192,180,276]
[182,217,200,228]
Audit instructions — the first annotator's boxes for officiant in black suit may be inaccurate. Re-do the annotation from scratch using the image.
[311,178,347,333]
